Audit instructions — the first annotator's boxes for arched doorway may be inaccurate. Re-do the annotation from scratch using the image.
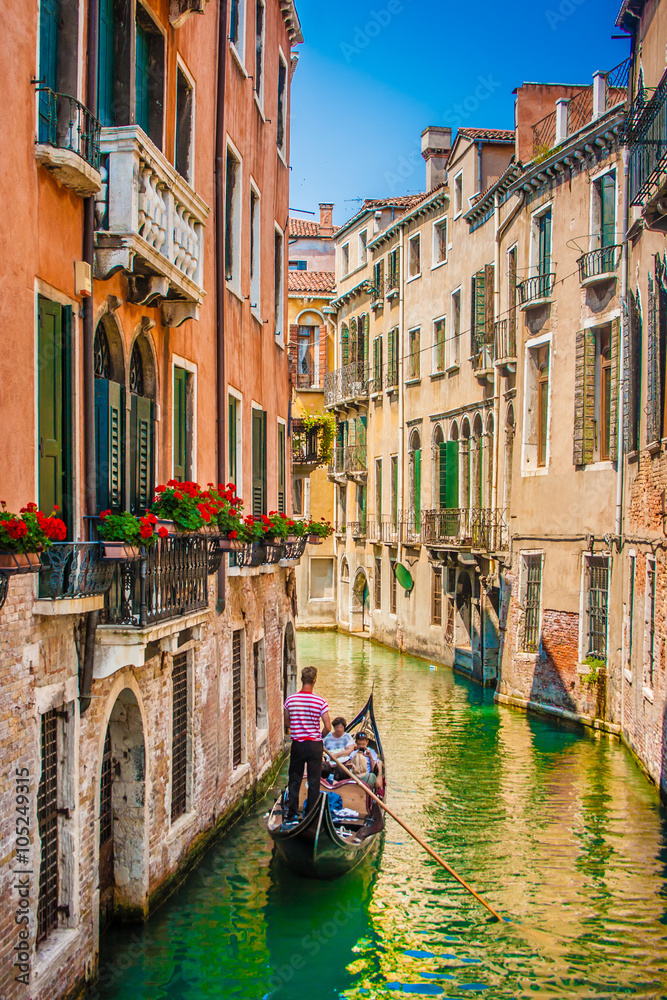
[128,334,157,512]
[433,424,445,509]
[503,403,515,513]
[456,571,473,648]
[409,429,422,534]
[94,314,125,512]
[340,557,350,624]
[282,621,297,699]
[351,568,370,633]
[98,688,148,932]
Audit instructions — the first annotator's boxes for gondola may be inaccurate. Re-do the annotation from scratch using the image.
[267,693,385,880]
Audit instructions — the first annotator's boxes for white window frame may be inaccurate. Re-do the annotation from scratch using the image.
[276,47,288,162]
[589,165,618,252]
[228,385,243,497]
[175,55,196,187]
[172,354,197,482]
[432,217,448,269]
[229,0,247,71]
[309,556,335,602]
[407,233,421,281]
[274,221,285,345]
[529,201,553,278]
[521,332,552,477]
[277,415,287,513]
[518,549,544,655]
[578,552,611,667]
[432,315,446,375]
[341,242,350,277]
[225,138,243,298]
[359,229,368,266]
[453,172,463,218]
[249,178,261,319]
[448,287,461,370]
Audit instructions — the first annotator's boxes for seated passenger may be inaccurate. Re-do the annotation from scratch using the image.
[348,731,383,789]
[323,717,355,780]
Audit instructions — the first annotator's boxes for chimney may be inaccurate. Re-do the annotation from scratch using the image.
[421,127,452,192]
[319,203,334,237]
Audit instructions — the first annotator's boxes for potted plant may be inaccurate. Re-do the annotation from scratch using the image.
[150,481,206,533]
[267,510,299,543]
[0,502,66,573]
[305,517,333,545]
[200,484,245,549]
[97,510,166,561]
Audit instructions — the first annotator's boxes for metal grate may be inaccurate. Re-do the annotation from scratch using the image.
[100,728,113,846]
[522,556,542,653]
[432,567,442,625]
[390,561,397,615]
[587,557,609,661]
[232,631,243,768]
[171,653,188,821]
[37,710,59,943]
[647,559,656,688]
[375,558,382,610]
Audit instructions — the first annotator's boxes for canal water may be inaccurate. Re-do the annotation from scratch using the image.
[95,632,667,1000]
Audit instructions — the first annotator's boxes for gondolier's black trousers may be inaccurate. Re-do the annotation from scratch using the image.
[287,739,323,820]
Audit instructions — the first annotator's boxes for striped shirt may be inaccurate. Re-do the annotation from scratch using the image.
[284,691,329,742]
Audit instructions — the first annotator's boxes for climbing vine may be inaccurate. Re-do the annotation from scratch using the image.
[301,411,336,465]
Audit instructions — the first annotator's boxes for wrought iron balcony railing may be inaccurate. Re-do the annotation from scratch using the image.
[324,363,370,406]
[39,542,114,600]
[379,517,399,545]
[36,88,101,171]
[422,508,509,552]
[494,319,516,365]
[401,511,422,545]
[627,78,667,207]
[292,420,321,468]
[328,446,345,476]
[102,535,209,627]
[292,363,322,390]
[349,521,367,539]
[384,358,399,391]
[517,272,555,307]
[345,444,367,474]
[577,245,622,282]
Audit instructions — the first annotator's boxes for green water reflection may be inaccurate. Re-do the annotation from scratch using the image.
[96,633,667,999]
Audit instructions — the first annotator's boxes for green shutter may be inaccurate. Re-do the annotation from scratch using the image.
[38,298,63,516]
[601,174,615,249]
[414,449,421,532]
[95,379,123,512]
[391,456,398,527]
[376,460,382,520]
[358,415,367,470]
[474,271,486,353]
[360,485,367,532]
[539,211,552,274]
[609,317,621,461]
[228,396,237,485]
[278,424,286,514]
[135,20,150,134]
[387,328,394,384]
[573,330,595,466]
[438,442,446,508]
[341,324,349,367]
[130,395,154,513]
[39,0,60,141]
[97,0,116,126]
[252,410,266,515]
[445,441,459,510]
[173,367,187,481]
[349,318,357,367]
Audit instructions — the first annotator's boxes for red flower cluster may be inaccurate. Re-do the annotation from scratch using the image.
[5,519,28,540]
[139,513,157,540]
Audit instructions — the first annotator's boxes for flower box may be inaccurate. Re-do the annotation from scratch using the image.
[285,534,298,543]
[101,541,142,562]
[156,519,176,536]
[217,538,244,552]
[0,551,42,574]
[307,534,324,545]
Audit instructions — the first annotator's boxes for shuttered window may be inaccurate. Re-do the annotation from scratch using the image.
[373,259,385,298]
[135,8,165,148]
[228,395,238,487]
[232,631,244,768]
[252,409,267,515]
[98,0,116,127]
[573,322,620,465]
[277,423,286,514]
[431,567,442,625]
[171,652,188,822]
[624,290,642,453]
[173,367,190,482]
[39,0,60,140]
[390,456,398,528]
[408,328,420,380]
[39,298,71,526]
[434,319,446,374]
[574,330,595,465]
[390,560,397,615]
[95,376,123,513]
[341,324,349,367]
[375,458,382,521]
[387,328,399,388]
[373,336,383,388]
[375,557,382,610]
[37,710,59,943]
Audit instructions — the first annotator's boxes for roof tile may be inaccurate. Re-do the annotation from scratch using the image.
[289,218,340,238]
[288,270,336,294]
[457,127,515,142]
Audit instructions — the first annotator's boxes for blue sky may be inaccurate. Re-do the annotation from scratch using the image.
[289,0,629,225]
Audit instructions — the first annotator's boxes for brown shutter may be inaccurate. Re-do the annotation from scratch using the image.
[609,316,621,461]
[574,329,595,466]
[319,325,327,376]
[647,272,660,445]
[484,263,495,345]
[583,329,596,465]
[288,324,299,387]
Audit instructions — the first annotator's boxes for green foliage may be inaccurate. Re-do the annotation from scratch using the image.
[580,656,606,690]
[301,411,336,465]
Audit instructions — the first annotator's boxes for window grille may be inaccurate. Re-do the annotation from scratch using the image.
[587,557,609,661]
[37,710,59,943]
[390,561,397,615]
[232,631,243,768]
[432,567,442,625]
[647,559,656,688]
[375,558,382,610]
[445,568,456,642]
[171,652,188,821]
[100,727,113,847]
[522,555,542,652]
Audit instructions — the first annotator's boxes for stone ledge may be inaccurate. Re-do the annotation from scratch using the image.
[94,609,210,678]
[494,691,621,737]
[35,143,102,196]
[34,595,105,616]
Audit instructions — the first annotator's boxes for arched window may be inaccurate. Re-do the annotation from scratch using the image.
[433,424,445,509]
[94,315,125,512]
[409,429,422,532]
[485,413,495,509]
[340,557,349,582]
[341,323,349,367]
[472,414,484,510]
[460,417,471,510]
[128,335,156,513]
[503,404,515,512]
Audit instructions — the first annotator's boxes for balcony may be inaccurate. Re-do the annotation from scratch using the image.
[494,319,516,375]
[35,543,114,615]
[291,363,322,391]
[379,517,399,546]
[401,511,422,547]
[344,444,367,476]
[35,88,102,196]
[627,80,667,220]
[324,363,370,407]
[577,245,622,285]
[472,344,495,384]
[422,508,509,553]
[292,420,322,471]
[328,446,346,479]
[517,273,555,310]
[94,125,210,326]
[349,521,367,540]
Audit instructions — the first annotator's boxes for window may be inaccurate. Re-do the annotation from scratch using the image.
[373,335,383,389]
[289,260,307,271]
[508,245,517,352]
[375,557,382,610]
[231,630,245,768]
[171,651,189,821]
[337,482,347,531]
[228,391,242,490]
[408,328,420,380]
[128,338,155,514]
[173,365,194,481]
[645,557,656,690]
[523,341,551,471]
[531,207,553,297]
[135,4,165,149]
[230,0,246,58]
[277,421,286,513]
[274,226,284,339]
[39,297,72,528]
[255,0,265,105]
[408,234,421,278]
[471,265,494,362]
[175,65,194,182]
[292,476,309,517]
[359,230,368,265]
[454,172,463,216]
[573,321,620,465]
[387,327,399,388]
[390,455,398,527]
[433,318,446,374]
[311,558,334,600]
[433,219,447,266]
[341,243,350,276]
[388,248,400,290]
[277,53,287,154]
[296,321,320,387]
[593,172,616,259]
[225,146,241,288]
[375,458,383,521]
[431,566,443,624]
[521,554,543,652]
[390,559,397,615]
[356,483,367,534]
[449,289,461,369]
[373,259,385,299]
[97,0,121,129]
[252,408,267,515]
[409,430,422,533]
[250,185,260,311]
[254,639,268,730]
[37,709,58,943]
[627,552,636,675]
[38,0,81,139]
[445,567,456,642]
[586,556,609,662]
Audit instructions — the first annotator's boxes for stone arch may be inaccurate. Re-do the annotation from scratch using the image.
[97,684,149,930]
[449,419,459,442]
[94,312,126,385]
[282,621,297,699]
[128,328,158,399]
[295,307,325,326]
[351,567,370,633]
[339,557,350,624]
[433,423,445,508]
[471,413,484,510]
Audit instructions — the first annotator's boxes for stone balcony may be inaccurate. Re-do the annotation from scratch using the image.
[94,126,210,326]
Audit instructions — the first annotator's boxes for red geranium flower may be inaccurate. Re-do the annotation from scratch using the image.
[99,510,111,520]
[229,530,238,539]
[158,526,169,539]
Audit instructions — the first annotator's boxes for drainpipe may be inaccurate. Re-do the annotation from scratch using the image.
[616,145,630,539]
[80,0,99,715]
[215,0,228,613]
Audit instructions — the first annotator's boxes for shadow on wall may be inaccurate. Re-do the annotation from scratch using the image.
[662,700,667,804]
[528,611,579,716]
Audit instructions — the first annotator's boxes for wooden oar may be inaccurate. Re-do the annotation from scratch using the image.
[323,747,503,922]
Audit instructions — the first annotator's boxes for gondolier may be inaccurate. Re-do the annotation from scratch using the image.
[283,666,331,828]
